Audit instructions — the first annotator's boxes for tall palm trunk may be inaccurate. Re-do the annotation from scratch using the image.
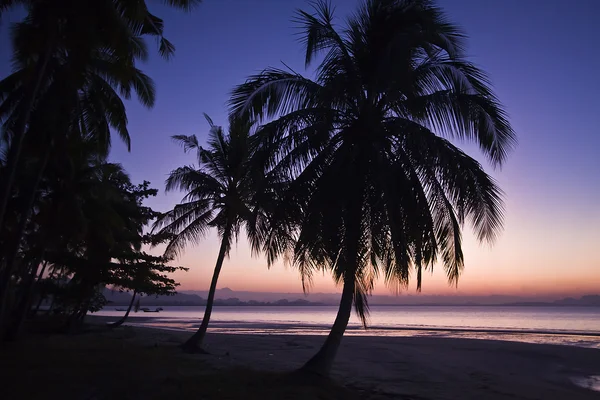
[0,43,52,235]
[181,230,229,352]
[300,271,355,375]
[110,290,136,328]
[301,179,362,376]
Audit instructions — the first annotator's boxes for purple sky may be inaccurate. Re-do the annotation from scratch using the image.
[1,0,599,296]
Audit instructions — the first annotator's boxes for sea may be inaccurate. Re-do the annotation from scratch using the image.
[94,305,600,349]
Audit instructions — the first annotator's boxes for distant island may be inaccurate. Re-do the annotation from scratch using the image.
[103,289,325,307]
[502,295,600,307]
[103,288,600,308]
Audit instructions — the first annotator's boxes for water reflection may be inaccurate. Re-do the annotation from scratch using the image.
[95,306,600,349]
[571,376,600,392]
[99,317,600,349]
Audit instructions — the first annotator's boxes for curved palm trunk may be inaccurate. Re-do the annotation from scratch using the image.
[181,232,229,353]
[110,290,136,328]
[301,182,362,376]
[300,272,355,375]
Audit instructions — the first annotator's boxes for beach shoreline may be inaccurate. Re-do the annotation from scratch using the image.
[85,315,600,399]
[87,313,600,350]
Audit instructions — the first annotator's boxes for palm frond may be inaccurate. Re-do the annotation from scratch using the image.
[153,204,214,258]
[161,0,202,11]
[164,166,223,196]
[294,0,353,72]
[172,134,201,153]
[229,68,324,123]
[158,37,176,60]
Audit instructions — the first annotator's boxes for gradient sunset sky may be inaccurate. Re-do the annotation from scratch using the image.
[2,0,599,298]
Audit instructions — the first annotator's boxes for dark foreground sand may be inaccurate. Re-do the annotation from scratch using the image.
[87,317,600,400]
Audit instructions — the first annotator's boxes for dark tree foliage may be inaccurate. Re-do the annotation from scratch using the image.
[231,0,515,375]
[0,0,198,339]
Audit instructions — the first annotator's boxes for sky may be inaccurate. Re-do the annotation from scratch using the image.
[1,0,599,298]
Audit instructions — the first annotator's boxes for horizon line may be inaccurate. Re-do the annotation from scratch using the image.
[178,288,599,299]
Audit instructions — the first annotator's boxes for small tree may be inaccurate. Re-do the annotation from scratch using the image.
[109,248,187,327]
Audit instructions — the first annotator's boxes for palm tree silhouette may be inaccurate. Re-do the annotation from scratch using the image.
[0,0,201,339]
[0,22,156,318]
[231,0,516,376]
[153,115,264,352]
[0,0,200,243]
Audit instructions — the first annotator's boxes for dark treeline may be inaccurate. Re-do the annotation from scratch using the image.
[0,0,514,379]
[0,0,198,338]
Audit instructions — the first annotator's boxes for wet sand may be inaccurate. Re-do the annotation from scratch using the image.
[89,316,600,399]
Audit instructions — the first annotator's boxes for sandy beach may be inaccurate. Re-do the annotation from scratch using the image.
[85,316,600,399]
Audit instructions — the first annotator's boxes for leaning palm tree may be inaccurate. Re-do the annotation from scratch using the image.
[231,0,516,376]
[153,115,261,352]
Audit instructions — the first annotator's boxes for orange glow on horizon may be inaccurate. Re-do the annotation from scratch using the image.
[159,181,600,300]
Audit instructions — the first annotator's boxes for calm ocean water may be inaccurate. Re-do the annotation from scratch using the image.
[94,305,600,349]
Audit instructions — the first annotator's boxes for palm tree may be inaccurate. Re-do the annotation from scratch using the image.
[0,0,198,315]
[0,22,156,325]
[153,114,262,352]
[231,0,516,376]
[0,2,161,332]
[0,0,201,236]
[0,2,150,249]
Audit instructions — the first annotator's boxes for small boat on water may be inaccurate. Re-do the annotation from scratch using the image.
[115,308,127,311]
[141,307,163,313]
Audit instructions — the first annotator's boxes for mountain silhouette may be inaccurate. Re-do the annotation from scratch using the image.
[103,288,600,307]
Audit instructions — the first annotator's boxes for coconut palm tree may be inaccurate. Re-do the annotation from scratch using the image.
[1,0,201,57]
[0,0,199,332]
[0,3,141,238]
[0,24,156,324]
[0,0,201,236]
[231,0,516,376]
[152,115,265,352]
